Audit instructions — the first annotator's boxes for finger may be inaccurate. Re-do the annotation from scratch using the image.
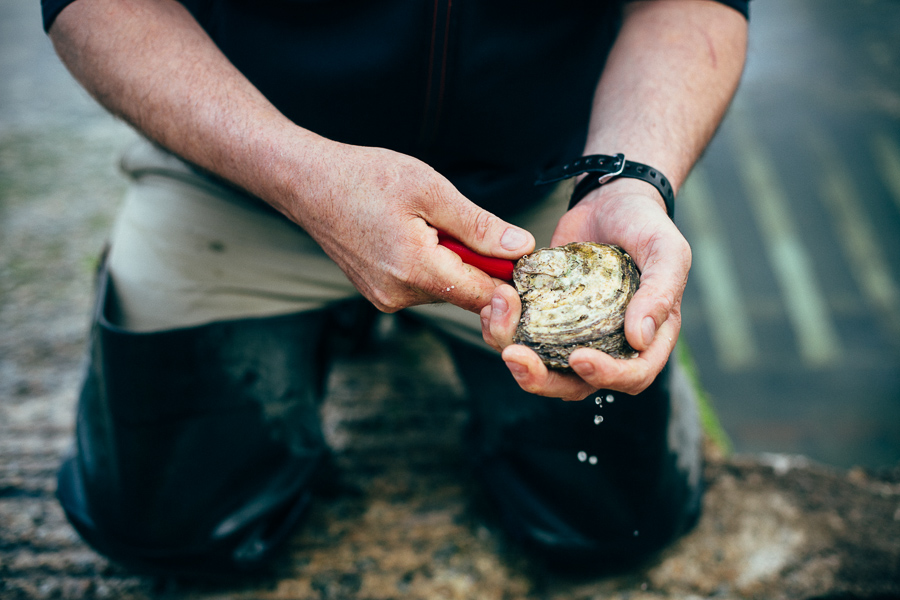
[623,237,689,351]
[388,222,495,309]
[424,223,530,313]
[599,212,690,350]
[426,194,534,259]
[502,345,598,401]
[425,243,507,312]
[568,318,679,395]
[487,284,520,349]
[480,303,502,352]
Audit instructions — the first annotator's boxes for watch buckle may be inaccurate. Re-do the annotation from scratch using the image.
[597,153,626,185]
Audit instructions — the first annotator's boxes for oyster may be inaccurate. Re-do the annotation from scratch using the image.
[513,242,639,370]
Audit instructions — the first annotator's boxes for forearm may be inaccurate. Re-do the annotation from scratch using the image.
[585,0,748,200]
[49,0,335,221]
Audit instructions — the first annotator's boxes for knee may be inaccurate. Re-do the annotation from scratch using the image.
[475,442,702,572]
[57,448,318,576]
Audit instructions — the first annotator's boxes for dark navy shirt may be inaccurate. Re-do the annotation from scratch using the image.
[42,0,749,216]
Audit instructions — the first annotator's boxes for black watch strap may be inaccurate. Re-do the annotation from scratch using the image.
[536,153,675,219]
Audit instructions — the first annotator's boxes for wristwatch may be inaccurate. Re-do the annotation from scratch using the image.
[536,153,675,219]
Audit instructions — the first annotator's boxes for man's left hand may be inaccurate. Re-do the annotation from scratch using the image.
[481,179,691,400]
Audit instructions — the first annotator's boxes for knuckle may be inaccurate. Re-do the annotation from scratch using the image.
[667,308,683,329]
[518,378,544,396]
[563,388,592,402]
[679,236,693,266]
[369,290,404,313]
[628,369,660,395]
[489,323,509,345]
[484,338,502,352]
[623,381,647,396]
[659,288,679,315]
[369,276,419,314]
[516,377,537,394]
[423,180,450,208]
[469,211,497,244]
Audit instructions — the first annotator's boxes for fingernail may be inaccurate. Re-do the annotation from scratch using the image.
[500,228,528,251]
[506,361,528,379]
[491,294,508,316]
[642,316,657,346]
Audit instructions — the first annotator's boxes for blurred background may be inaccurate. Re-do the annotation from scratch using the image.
[2,0,899,471]
[677,0,900,469]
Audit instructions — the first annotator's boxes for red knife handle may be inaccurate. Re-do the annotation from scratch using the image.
[437,232,515,281]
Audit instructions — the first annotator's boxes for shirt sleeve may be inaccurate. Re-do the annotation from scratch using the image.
[711,0,750,19]
[41,0,77,32]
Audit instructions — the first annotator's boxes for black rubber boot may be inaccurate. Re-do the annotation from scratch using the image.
[443,338,703,573]
[57,268,346,576]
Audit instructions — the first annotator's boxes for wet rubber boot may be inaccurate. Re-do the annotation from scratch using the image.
[443,338,703,573]
[56,267,338,576]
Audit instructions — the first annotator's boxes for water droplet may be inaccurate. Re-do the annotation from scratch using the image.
[577,451,587,462]
[588,455,598,465]
[594,415,604,425]
[594,396,602,405]
[633,530,639,536]
[606,394,615,403]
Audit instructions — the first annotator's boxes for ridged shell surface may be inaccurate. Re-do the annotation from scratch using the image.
[513,242,639,370]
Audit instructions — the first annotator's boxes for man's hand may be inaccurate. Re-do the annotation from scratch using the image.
[287,143,534,314]
[481,179,690,400]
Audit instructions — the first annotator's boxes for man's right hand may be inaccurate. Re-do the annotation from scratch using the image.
[278,143,534,314]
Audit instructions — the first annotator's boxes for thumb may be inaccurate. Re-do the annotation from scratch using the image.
[623,250,688,352]
[430,197,534,259]
[624,281,673,352]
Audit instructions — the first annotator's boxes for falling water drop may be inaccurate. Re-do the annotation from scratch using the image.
[594,415,604,425]
[588,455,598,465]
[633,530,639,537]
[606,394,615,403]
[594,396,602,405]
[577,451,587,462]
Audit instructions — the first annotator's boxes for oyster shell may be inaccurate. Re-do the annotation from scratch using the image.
[513,242,639,370]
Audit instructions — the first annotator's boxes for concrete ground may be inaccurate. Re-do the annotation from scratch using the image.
[2,0,900,598]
